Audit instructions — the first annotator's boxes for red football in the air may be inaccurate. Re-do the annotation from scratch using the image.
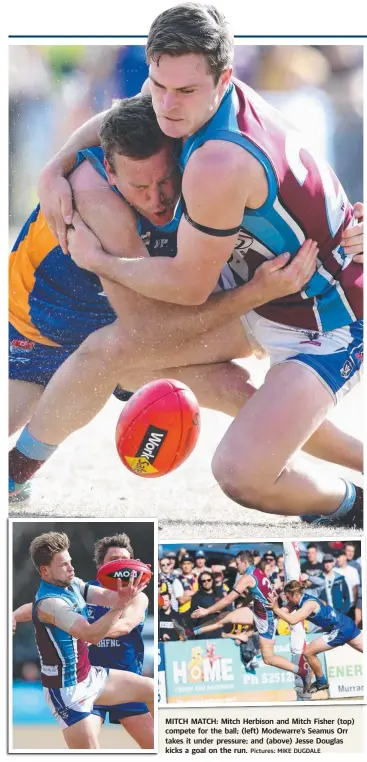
[97,558,152,590]
[115,379,201,478]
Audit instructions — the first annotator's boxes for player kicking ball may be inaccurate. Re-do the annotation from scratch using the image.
[191,551,312,695]
[269,580,363,695]
[12,531,154,749]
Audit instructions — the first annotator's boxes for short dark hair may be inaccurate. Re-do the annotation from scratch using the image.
[146,3,233,84]
[99,94,172,170]
[30,532,70,573]
[93,533,134,567]
[307,543,318,550]
[199,571,213,586]
[236,551,254,565]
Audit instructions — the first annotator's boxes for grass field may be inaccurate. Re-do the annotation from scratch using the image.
[9,355,363,539]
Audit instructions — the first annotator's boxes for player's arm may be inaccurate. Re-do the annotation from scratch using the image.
[38,110,109,251]
[270,600,316,625]
[84,571,146,609]
[13,602,33,623]
[192,576,252,619]
[12,602,33,633]
[104,592,149,638]
[37,580,136,645]
[68,143,247,305]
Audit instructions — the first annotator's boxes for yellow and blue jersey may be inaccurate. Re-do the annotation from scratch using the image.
[9,147,180,349]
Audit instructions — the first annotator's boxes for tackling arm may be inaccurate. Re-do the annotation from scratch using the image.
[271,601,316,626]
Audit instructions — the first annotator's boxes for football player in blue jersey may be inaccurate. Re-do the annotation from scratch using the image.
[10,97,335,499]
[29,5,364,528]
[12,530,154,748]
[87,532,154,749]
[270,580,363,694]
[12,531,153,748]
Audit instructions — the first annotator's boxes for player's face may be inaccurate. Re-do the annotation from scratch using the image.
[286,591,302,605]
[149,54,232,139]
[105,145,180,226]
[42,551,75,587]
[101,546,131,565]
[236,558,248,574]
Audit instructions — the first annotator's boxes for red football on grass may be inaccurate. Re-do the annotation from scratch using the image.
[97,558,152,590]
[115,379,200,478]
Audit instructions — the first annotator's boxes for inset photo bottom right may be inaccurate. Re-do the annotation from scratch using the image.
[158,539,363,705]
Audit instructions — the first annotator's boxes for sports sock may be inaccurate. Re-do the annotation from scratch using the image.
[9,426,58,484]
[303,480,359,523]
[315,675,327,685]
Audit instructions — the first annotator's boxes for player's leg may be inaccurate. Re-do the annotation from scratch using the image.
[62,716,100,749]
[212,361,359,520]
[259,637,306,675]
[348,633,363,652]
[302,636,332,693]
[120,712,154,750]
[97,669,154,719]
[9,379,43,436]
[23,317,252,445]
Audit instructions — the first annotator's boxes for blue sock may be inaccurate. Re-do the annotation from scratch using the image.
[302,480,356,523]
[328,480,356,519]
[317,675,327,685]
[16,425,58,461]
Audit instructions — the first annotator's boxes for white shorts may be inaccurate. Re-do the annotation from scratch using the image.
[240,311,363,405]
[44,666,109,730]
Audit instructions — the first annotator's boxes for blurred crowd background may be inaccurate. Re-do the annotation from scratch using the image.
[13,521,155,689]
[158,541,362,654]
[9,43,363,228]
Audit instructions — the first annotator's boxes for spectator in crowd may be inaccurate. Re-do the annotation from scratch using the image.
[305,554,350,614]
[171,554,198,627]
[262,551,279,582]
[336,549,360,620]
[158,556,178,611]
[252,550,262,567]
[190,572,225,638]
[158,593,182,642]
[166,551,178,575]
[212,569,230,598]
[301,543,324,578]
[344,544,363,628]
[193,551,210,577]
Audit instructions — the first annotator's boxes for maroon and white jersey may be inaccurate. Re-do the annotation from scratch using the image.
[32,578,91,689]
[181,79,362,332]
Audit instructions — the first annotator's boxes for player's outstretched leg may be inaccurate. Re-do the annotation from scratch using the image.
[97,669,154,719]
[121,713,154,750]
[212,362,362,528]
[63,716,100,749]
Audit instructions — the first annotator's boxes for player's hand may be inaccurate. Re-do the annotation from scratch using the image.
[191,607,206,619]
[67,211,104,271]
[341,202,363,263]
[112,572,146,611]
[38,165,73,254]
[12,615,17,635]
[268,589,279,609]
[253,239,319,301]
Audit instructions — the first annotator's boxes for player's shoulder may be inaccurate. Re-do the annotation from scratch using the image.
[185,139,245,181]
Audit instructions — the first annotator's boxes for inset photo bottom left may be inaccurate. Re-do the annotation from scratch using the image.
[9,519,157,753]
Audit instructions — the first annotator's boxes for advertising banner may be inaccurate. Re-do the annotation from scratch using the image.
[325,644,364,699]
[163,636,319,703]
